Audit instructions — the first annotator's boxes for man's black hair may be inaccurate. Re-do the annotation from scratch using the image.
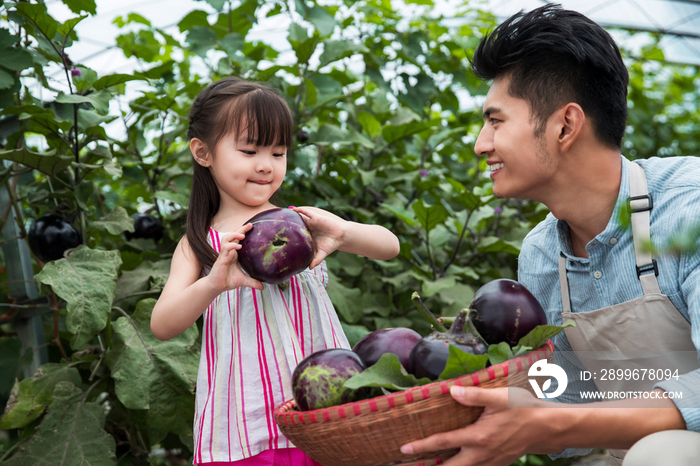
[471,4,629,149]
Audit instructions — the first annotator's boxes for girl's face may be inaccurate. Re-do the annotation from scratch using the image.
[203,129,287,210]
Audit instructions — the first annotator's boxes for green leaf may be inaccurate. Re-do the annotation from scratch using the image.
[344,353,432,391]
[186,25,218,57]
[154,189,189,208]
[93,206,134,235]
[340,322,370,348]
[319,40,368,68]
[358,112,381,138]
[380,203,415,226]
[0,338,33,397]
[0,147,72,176]
[115,259,171,298]
[57,15,87,38]
[513,321,576,353]
[477,236,521,255]
[15,3,58,43]
[326,272,363,323]
[382,119,436,144]
[487,342,513,366]
[308,6,337,36]
[0,363,81,429]
[61,0,97,15]
[105,299,198,436]
[412,199,448,232]
[422,276,456,298]
[2,382,116,466]
[55,89,112,115]
[311,124,375,148]
[446,178,480,210]
[34,246,121,349]
[219,32,244,56]
[0,68,14,89]
[0,47,33,71]
[92,73,144,90]
[438,344,489,380]
[177,9,210,32]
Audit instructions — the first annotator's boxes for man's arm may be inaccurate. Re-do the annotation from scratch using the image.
[400,386,686,466]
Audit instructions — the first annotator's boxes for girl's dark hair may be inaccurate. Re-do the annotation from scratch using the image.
[471,4,629,149]
[186,77,293,270]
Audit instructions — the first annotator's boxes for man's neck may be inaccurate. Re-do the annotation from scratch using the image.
[545,152,623,259]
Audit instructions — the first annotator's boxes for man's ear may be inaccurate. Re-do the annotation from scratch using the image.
[555,103,585,153]
[190,138,211,167]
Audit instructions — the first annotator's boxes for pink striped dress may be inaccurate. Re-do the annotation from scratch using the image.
[193,228,350,464]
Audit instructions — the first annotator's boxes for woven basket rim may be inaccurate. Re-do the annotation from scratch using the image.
[274,339,554,427]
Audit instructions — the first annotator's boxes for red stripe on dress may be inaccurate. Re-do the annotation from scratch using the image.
[236,290,252,456]
[319,291,340,348]
[253,289,275,450]
[207,230,220,457]
[228,293,244,456]
[260,290,287,449]
[302,280,315,354]
[277,288,299,366]
[292,276,306,356]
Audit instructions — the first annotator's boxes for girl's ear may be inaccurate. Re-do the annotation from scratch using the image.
[190,138,211,167]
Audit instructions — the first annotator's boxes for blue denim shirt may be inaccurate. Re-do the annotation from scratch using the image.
[518,156,700,457]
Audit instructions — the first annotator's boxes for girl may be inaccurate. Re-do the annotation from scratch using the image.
[150,77,400,466]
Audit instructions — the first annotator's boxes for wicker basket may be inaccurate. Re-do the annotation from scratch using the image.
[274,340,554,466]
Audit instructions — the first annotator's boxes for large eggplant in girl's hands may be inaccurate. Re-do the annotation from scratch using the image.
[353,327,422,370]
[408,309,487,380]
[292,349,369,411]
[238,208,315,284]
[469,279,547,346]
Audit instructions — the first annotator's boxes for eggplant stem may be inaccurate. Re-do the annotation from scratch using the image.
[411,291,448,332]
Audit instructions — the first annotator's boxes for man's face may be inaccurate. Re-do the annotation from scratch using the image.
[474,76,557,202]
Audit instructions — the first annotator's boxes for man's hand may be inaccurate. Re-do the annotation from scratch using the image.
[400,386,551,466]
[292,206,347,269]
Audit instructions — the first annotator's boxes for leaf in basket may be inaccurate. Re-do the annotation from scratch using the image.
[487,342,513,366]
[512,320,576,353]
[343,353,432,391]
[438,345,489,381]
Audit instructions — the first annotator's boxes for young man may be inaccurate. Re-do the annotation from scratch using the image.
[400,5,700,466]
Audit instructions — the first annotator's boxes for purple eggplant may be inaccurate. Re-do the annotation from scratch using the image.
[469,279,547,346]
[238,208,315,284]
[352,327,422,370]
[408,309,487,380]
[292,349,369,411]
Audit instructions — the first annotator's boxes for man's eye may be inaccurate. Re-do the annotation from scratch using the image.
[490,118,500,125]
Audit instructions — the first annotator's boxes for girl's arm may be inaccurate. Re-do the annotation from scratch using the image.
[150,225,263,340]
[292,206,400,269]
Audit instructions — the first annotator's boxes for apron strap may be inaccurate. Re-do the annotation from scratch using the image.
[628,162,661,295]
[559,254,572,314]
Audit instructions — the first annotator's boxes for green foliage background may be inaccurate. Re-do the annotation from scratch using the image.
[0,0,698,464]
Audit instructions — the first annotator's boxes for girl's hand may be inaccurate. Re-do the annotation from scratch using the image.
[292,206,347,269]
[205,223,264,293]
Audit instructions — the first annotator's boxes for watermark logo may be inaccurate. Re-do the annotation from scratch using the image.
[528,359,568,399]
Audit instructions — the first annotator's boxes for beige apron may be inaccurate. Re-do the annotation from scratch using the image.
[558,161,700,466]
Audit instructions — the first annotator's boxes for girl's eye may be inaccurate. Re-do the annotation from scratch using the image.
[241,150,255,155]
[273,153,286,158]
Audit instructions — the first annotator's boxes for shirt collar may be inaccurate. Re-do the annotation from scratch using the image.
[557,155,630,260]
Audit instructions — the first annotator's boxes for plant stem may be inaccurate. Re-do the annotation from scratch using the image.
[411,291,447,332]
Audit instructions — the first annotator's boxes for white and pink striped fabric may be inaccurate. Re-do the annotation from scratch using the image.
[193,228,350,464]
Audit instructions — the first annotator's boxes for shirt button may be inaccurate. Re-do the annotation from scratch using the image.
[593,270,603,279]
[609,238,618,245]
